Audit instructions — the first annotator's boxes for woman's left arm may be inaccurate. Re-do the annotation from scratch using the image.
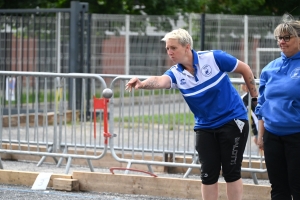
[234,60,258,98]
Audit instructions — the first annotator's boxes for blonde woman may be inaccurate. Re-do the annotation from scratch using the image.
[126,28,257,200]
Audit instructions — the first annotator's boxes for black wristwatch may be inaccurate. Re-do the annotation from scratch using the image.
[252,97,257,102]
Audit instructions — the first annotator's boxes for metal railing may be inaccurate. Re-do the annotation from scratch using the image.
[0,72,266,184]
[0,71,109,174]
[108,75,266,184]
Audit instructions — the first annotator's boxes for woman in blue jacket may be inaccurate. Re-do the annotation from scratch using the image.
[255,14,300,200]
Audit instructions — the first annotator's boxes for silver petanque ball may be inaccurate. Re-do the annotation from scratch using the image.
[102,88,113,99]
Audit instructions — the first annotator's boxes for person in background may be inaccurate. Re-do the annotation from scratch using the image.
[126,28,258,200]
[240,76,258,144]
[255,14,300,200]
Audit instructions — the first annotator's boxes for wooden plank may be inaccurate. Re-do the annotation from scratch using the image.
[0,143,12,160]
[73,171,201,199]
[0,170,72,187]
[0,170,271,199]
[72,171,271,200]
[0,170,39,186]
[243,184,271,200]
[0,170,15,185]
[2,110,77,127]
[53,178,79,191]
[49,174,73,187]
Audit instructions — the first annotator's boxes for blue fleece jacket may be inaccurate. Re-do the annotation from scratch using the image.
[255,51,300,135]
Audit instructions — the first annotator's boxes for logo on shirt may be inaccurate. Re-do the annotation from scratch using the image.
[201,65,212,77]
[290,67,300,79]
[180,79,186,85]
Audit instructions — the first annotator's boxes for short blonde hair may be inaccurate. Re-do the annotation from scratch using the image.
[161,28,193,49]
[274,14,300,39]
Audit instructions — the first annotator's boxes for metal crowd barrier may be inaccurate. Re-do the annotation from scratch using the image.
[0,71,111,174]
[0,72,266,184]
[108,75,266,184]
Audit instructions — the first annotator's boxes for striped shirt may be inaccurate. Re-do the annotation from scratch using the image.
[164,49,247,129]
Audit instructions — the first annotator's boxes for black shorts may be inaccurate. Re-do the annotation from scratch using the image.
[195,119,249,185]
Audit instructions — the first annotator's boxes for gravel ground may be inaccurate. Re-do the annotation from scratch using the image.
[0,159,270,200]
[0,183,194,200]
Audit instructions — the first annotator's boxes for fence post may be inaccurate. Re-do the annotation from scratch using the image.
[86,13,92,118]
[244,15,249,64]
[200,13,205,51]
[69,1,89,110]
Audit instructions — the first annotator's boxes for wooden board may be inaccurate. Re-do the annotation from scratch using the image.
[0,170,72,187]
[0,170,271,199]
[72,171,271,200]
[53,178,79,191]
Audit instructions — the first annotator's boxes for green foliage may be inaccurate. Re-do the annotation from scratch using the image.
[0,0,58,9]
[111,87,180,98]
[205,0,300,16]
[5,91,69,104]
[115,112,195,127]
[1,0,298,16]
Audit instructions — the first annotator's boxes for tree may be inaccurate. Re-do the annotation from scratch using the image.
[48,0,207,15]
[0,0,299,17]
[0,0,58,9]
[204,0,300,16]
[263,0,300,17]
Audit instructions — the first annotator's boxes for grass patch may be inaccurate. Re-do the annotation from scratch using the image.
[5,91,66,104]
[114,112,194,126]
[112,88,180,98]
